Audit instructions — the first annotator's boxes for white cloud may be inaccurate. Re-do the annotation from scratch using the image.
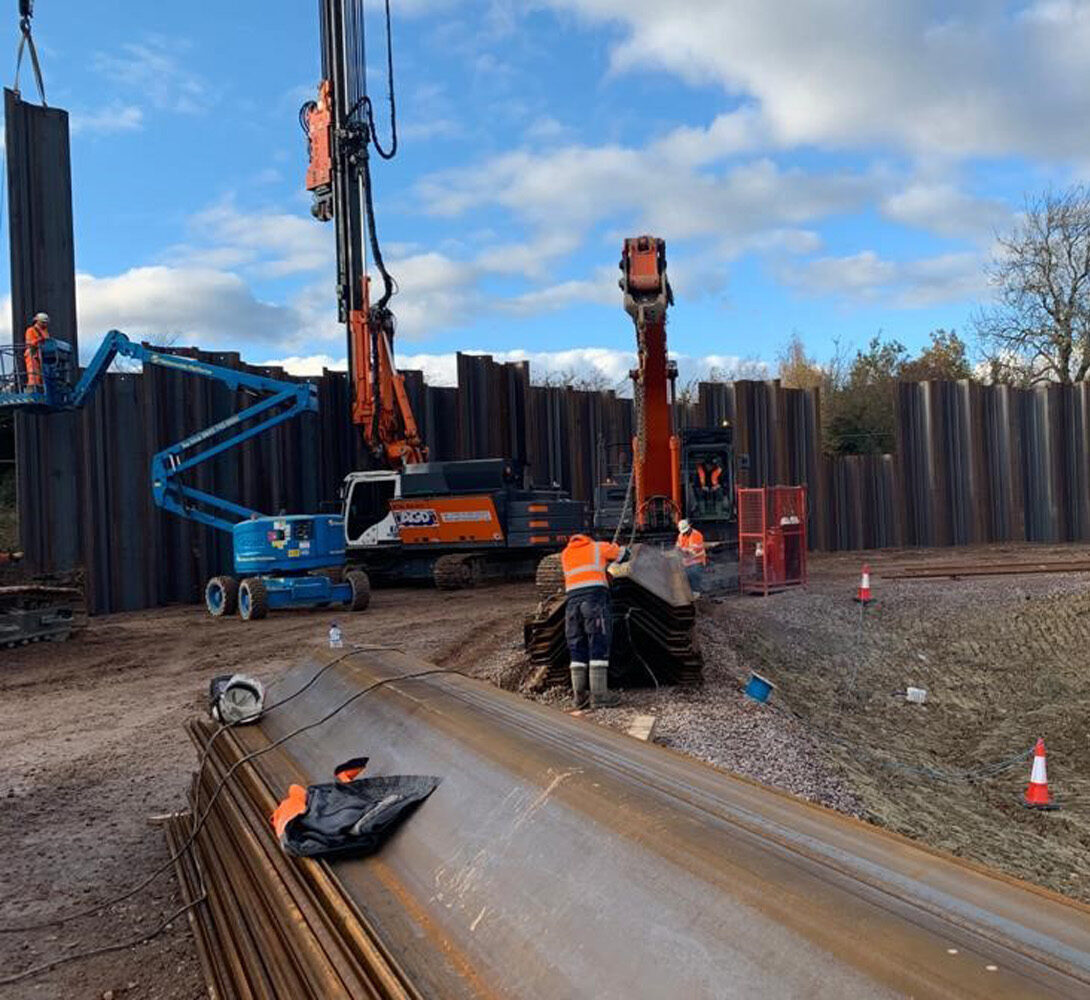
[400,118,462,141]
[882,182,1011,242]
[74,266,306,359]
[475,232,582,279]
[92,37,212,116]
[167,202,332,278]
[502,274,617,315]
[420,144,878,256]
[543,0,1090,159]
[781,250,988,308]
[69,104,143,136]
[265,354,346,376]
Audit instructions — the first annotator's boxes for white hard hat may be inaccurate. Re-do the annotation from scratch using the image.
[678,519,692,534]
[33,312,49,324]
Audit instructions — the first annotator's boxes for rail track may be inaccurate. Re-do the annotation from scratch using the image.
[177,649,1090,998]
[881,558,1090,579]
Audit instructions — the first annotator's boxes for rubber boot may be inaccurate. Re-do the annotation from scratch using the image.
[570,662,589,709]
[589,661,619,708]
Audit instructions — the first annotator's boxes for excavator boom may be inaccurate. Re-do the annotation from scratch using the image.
[620,235,680,526]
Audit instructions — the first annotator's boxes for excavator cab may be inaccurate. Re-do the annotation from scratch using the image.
[682,428,735,530]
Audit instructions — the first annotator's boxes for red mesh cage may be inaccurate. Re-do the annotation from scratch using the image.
[737,486,807,596]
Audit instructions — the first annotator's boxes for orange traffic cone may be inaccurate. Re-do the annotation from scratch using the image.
[1024,738,1059,810]
[853,564,873,605]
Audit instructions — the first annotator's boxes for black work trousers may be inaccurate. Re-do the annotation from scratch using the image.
[564,587,612,664]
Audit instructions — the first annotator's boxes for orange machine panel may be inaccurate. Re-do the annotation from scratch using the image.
[390,495,504,546]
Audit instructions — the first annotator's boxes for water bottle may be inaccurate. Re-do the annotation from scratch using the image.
[329,622,343,649]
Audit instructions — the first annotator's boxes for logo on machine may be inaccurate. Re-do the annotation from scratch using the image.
[393,508,440,529]
[440,510,493,523]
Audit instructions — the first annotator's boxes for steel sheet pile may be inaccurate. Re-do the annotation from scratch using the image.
[525,544,703,688]
[170,648,1090,999]
[169,718,420,1000]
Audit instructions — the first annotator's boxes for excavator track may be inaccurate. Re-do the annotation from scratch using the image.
[433,553,483,590]
[534,553,564,598]
[0,585,79,648]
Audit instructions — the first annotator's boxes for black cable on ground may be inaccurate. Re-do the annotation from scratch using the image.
[0,645,411,935]
[1,661,472,984]
[0,901,201,988]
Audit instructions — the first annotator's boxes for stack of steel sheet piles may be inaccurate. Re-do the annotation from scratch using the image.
[171,718,420,1000]
[523,593,569,687]
[172,650,1090,998]
[523,544,702,689]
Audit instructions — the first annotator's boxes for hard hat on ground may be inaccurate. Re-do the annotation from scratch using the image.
[33,312,49,324]
[678,519,692,534]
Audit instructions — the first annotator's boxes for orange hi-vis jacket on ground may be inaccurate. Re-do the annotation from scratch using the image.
[561,535,622,592]
[23,323,48,388]
[677,528,707,566]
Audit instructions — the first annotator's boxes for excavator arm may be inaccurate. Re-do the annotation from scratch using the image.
[620,236,681,527]
[304,0,426,468]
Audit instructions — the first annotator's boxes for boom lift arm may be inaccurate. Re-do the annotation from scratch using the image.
[0,330,317,532]
[303,0,426,468]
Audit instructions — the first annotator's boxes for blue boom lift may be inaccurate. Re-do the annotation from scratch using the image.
[0,330,371,620]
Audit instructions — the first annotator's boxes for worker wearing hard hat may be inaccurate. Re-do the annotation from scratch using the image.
[560,534,626,709]
[676,519,707,597]
[23,312,50,391]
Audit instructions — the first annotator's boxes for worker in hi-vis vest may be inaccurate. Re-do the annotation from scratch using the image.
[676,519,707,597]
[560,535,627,709]
[23,312,50,390]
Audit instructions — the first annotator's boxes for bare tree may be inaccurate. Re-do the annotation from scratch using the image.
[975,186,1090,384]
[534,367,617,392]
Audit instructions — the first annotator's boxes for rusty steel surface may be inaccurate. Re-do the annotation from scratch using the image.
[221,650,1090,999]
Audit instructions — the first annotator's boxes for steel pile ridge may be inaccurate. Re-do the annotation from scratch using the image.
[170,650,1090,998]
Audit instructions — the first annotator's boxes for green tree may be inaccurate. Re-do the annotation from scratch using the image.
[777,333,824,391]
[824,336,906,455]
[899,330,972,381]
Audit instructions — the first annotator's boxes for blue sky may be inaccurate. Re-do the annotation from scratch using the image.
[2,0,1084,386]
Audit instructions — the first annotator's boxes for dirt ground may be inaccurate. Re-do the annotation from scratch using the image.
[710,544,1090,903]
[3,544,1090,997]
[0,585,532,1000]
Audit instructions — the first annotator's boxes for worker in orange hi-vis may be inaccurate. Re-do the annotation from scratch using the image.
[560,534,627,709]
[676,519,707,597]
[23,312,50,391]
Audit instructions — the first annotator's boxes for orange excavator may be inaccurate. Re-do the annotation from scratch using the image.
[302,0,584,588]
[594,236,738,584]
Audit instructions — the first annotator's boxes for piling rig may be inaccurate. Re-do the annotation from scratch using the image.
[303,0,585,588]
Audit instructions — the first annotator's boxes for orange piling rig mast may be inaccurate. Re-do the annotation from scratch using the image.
[302,2,586,590]
[303,0,425,468]
[621,236,682,528]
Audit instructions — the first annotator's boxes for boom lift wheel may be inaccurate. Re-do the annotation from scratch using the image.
[205,576,239,617]
[238,577,269,621]
[346,570,371,612]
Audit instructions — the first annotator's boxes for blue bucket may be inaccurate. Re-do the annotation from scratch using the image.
[744,672,775,704]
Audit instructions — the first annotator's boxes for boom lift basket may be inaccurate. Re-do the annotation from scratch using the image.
[737,486,808,596]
